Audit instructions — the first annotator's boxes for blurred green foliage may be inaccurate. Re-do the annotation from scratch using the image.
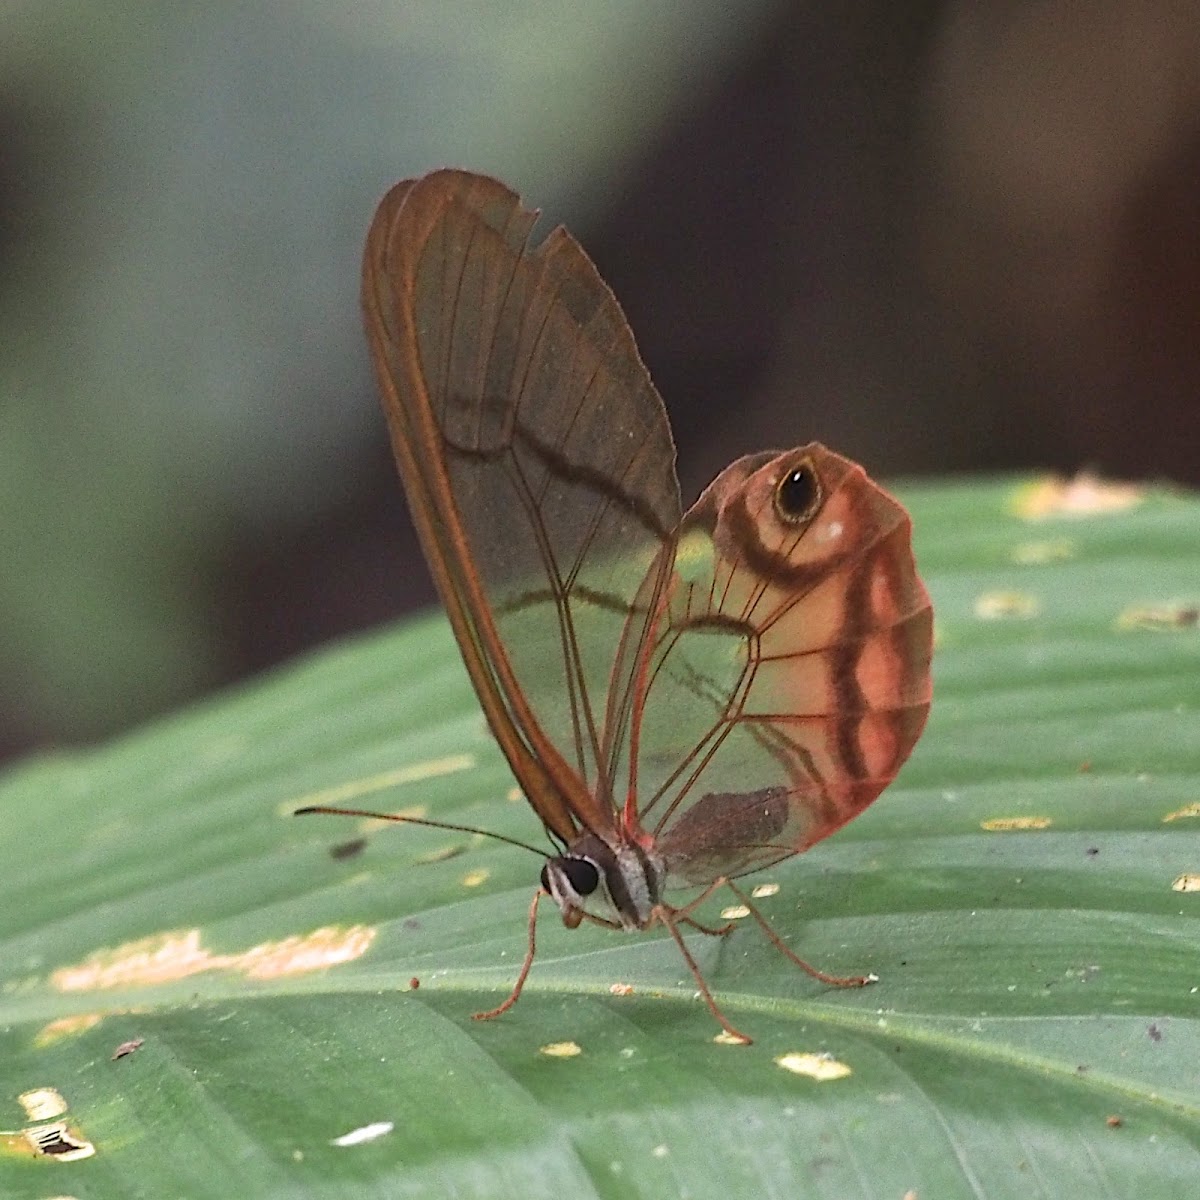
[0,2,777,746]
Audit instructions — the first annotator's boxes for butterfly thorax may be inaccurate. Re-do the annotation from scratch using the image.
[541,831,666,932]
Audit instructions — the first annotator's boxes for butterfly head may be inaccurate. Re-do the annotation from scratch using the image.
[541,832,665,932]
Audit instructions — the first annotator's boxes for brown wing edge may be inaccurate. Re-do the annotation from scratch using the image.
[362,171,585,843]
[362,170,677,845]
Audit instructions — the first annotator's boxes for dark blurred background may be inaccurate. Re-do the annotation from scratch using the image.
[2,2,1197,762]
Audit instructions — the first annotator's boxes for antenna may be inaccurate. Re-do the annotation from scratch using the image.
[294,805,550,859]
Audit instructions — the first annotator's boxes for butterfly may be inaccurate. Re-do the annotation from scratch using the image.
[304,169,933,1044]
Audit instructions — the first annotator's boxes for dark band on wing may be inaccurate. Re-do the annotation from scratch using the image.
[826,485,877,781]
[442,400,677,541]
[494,582,649,619]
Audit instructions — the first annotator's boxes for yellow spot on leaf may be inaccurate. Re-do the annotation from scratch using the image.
[1171,874,1200,893]
[775,1051,852,1081]
[712,1030,751,1046]
[720,905,750,920]
[974,591,1040,620]
[391,805,429,821]
[282,754,475,816]
[1011,473,1144,520]
[1115,603,1199,632]
[461,869,490,888]
[19,1089,67,1121]
[34,1014,105,1047]
[330,1121,394,1147]
[1010,539,1076,565]
[414,843,467,865]
[51,925,375,992]
[982,816,1053,831]
[751,882,780,899]
[540,1041,582,1058]
[506,786,524,802]
[1164,803,1200,823]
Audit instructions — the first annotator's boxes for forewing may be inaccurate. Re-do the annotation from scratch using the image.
[633,444,933,885]
[362,170,681,840]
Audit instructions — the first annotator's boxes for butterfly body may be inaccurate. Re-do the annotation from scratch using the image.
[355,169,933,1042]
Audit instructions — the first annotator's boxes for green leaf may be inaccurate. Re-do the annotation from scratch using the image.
[2,475,1198,1197]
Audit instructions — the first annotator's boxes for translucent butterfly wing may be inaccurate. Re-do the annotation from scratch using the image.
[626,445,933,885]
[362,170,681,838]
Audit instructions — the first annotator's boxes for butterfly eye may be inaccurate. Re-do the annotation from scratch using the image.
[774,459,822,525]
[561,857,600,896]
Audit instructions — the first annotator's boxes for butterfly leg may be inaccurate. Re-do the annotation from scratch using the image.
[679,915,736,936]
[576,911,624,931]
[473,887,544,1021]
[667,878,737,937]
[655,904,752,1045]
[723,880,874,988]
